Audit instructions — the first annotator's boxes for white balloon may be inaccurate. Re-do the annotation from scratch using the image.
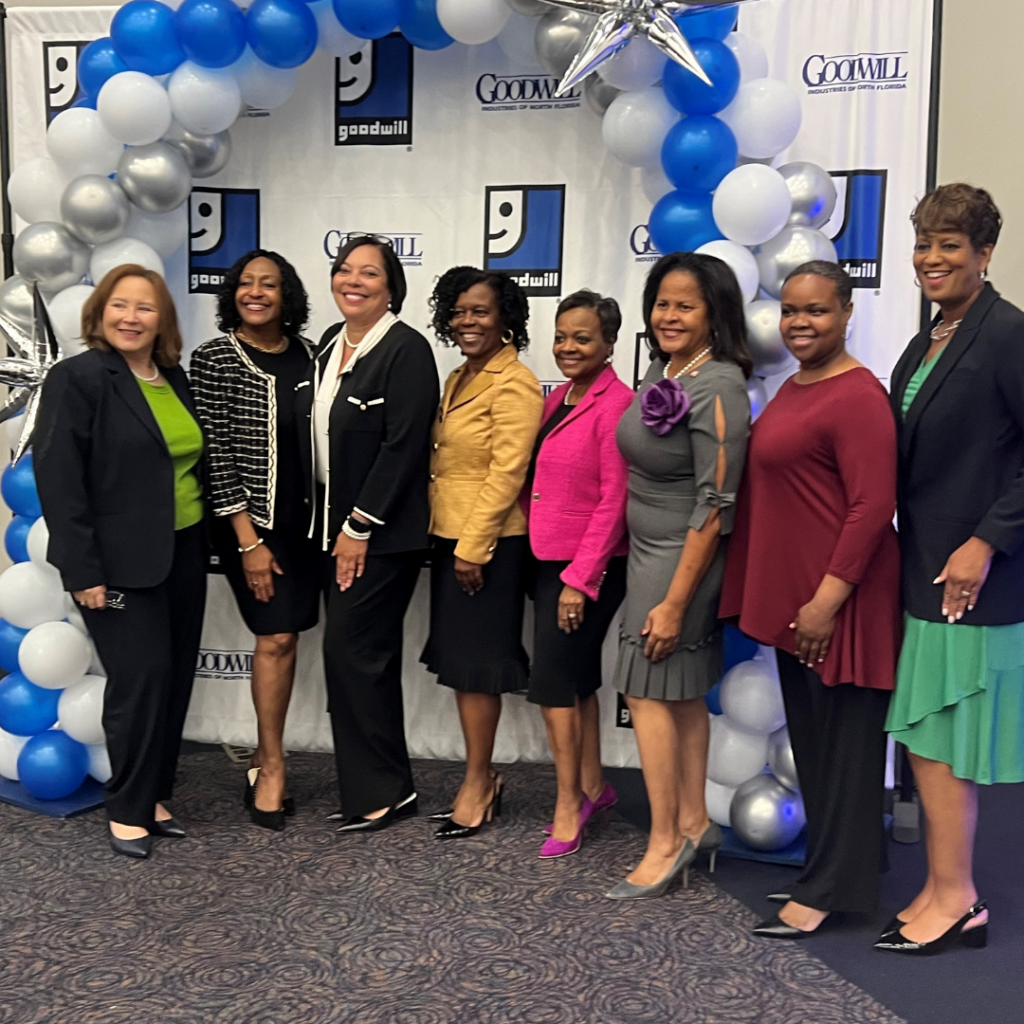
[720,78,802,159]
[696,239,760,304]
[0,562,67,630]
[310,0,363,57]
[19,620,92,690]
[168,62,241,136]
[719,658,787,736]
[640,163,673,206]
[707,712,769,788]
[7,157,68,225]
[90,237,165,284]
[45,284,94,356]
[712,164,792,246]
[602,86,679,167]
[98,71,174,146]
[705,776,737,828]
[437,0,510,44]
[57,674,107,746]
[229,48,296,110]
[25,517,57,575]
[63,593,88,635]
[86,741,112,783]
[123,204,188,259]
[496,11,545,70]
[724,31,769,82]
[46,108,124,177]
[598,36,664,90]
[87,639,106,678]
[0,728,29,781]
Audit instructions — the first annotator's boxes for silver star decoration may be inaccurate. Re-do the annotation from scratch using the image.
[0,283,60,464]
[539,1,752,98]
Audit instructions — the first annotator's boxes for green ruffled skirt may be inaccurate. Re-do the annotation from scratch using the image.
[887,615,1024,784]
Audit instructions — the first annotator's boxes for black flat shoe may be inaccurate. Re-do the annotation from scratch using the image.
[151,816,186,839]
[752,913,818,940]
[874,902,988,955]
[426,807,454,822]
[110,833,152,859]
[767,892,792,904]
[435,777,503,841]
[336,794,418,835]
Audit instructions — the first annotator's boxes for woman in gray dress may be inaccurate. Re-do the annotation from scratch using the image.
[608,252,752,900]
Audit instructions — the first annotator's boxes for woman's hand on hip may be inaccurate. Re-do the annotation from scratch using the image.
[557,584,586,633]
[641,601,684,663]
[73,585,107,610]
[454,556,484,595]
[333,534,368,592]
[790,598,837,666]
[936,537,994,622]
[243,544,283,604]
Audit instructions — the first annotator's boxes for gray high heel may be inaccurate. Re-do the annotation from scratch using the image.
[605,839,696,900]
[697,822,723,874]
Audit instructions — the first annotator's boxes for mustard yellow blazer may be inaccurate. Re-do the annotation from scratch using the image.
[429,343,543,564]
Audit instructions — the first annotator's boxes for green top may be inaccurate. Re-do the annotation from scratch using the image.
[900,348,942,417]
[138,378,204,530]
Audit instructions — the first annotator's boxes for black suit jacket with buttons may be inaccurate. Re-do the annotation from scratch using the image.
[890,284,1024,624]
[33,347,207,593]
[296,320,439,554]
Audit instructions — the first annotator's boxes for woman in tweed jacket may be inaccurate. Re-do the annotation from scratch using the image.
[190,250,316,831]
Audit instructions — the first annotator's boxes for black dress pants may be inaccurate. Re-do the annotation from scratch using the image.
[82,523,207,828]
[322,551,423,819]
[775,650,891,914]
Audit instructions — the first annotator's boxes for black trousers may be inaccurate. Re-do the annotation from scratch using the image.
[776,650,892,914]
[82,524,207,828]
[322,551,423,819]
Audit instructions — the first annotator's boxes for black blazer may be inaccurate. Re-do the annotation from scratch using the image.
[890,284,1024,624]
[34,348,206,592]
[297,320,439,555]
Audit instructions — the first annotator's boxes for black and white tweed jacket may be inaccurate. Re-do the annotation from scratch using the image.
[189,332,312,529]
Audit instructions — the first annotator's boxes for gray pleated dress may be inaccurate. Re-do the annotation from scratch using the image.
[613,357,750,700]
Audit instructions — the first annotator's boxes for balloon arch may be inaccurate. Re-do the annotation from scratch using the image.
[0,0,836,850]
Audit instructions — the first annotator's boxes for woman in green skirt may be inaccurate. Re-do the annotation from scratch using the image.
[879,184,1024,956]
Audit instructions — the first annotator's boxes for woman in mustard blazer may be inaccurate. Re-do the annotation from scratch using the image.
[421,266,544,839]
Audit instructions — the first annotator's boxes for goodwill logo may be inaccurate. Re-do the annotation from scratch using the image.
[43,41,89,123]
[475,73,581,112]
[335,33,413,146]
[823,170,888,289]
[189,188,261,294]
[629,223,662,264]
[196,649,253,681]
[323,230,423,267]
[802,51,908,95]
[484,185,565,297]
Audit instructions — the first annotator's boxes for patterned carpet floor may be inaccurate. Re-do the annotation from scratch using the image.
[0,752,906,1024]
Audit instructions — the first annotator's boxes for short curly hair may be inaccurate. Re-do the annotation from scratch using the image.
[429,266,530,350]
[556,289,622,344]
[215,249,310,339]
[912,184,1002,253]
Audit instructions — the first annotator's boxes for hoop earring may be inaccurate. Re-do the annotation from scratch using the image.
[502,330,514,345]
[913,276,922,289]
[981,269,989,281]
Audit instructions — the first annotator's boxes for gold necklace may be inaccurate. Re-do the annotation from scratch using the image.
[237,329,288,355]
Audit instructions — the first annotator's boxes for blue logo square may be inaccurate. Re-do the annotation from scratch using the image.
[335,33,414,147]
[826,170,888,289]
[484,185,566,297]
[43,42,88,123]
[188,188,261,294]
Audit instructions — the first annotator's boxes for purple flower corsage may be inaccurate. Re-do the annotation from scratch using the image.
[640,378,691,436]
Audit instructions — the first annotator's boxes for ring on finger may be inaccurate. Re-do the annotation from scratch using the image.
[960,590,971,597]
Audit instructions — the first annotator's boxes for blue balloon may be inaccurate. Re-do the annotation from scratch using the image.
[17,730,89,800]
[676,4,738,42]
[705,680,724,715]
[398,0,452,50]
[723,625,759,673]
[661,115,737,193]
[649,190,723,256]
[247,0,319,68]
[0,672,60,737]
[111,1,187,76]
[176,0,248,68]
[664,37,740,116]
[78,38,129,98]
[1,454,42,519]
[4,514,35,563]
[0,619,28,674]
[334,0,398,40]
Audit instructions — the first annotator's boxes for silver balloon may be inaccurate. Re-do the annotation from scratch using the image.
[756,225,838,300]
[745,299,793,374]
[13,222,90,293]
[768,726,799,792]
[746,376,768,421]
[163,123,232,180]
[729,774,806,852]
[535,10,597,79]
[60,175,130,245]
[583,74,620,115]
[0,275,37,335]
[505,0,549,14]
[116,142,193,214]
[780,161,838,229]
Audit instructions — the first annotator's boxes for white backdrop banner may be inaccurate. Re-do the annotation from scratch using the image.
[5,0,934,766]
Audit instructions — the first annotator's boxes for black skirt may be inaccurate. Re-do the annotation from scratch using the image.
[527,556,627,708]
[421,535,530,694]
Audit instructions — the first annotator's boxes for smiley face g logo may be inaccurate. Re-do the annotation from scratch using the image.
[188,188,260,294]
[484,185,565,297]
[335,33,413,147]
[43,42,88,123]
[821,169,888,289]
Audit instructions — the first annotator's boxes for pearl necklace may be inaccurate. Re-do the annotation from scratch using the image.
[930,319,962,344]
[663,346,712,380]
[132,366,160,382]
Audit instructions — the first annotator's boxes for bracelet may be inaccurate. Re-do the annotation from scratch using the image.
[238,538,264,554]
[342,517,372,541]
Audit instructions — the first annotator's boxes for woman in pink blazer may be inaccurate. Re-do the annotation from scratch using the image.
[524,290,633,859]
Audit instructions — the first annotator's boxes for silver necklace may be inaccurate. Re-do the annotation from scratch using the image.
[930,319,962,344]
[663,346,712,380]
[132,366,160,382]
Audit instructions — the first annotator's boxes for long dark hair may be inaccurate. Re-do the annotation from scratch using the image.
[642,252,752,379]
[215,249,310,338]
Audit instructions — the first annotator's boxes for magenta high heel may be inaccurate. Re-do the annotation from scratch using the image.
[539,796,593,859]
[544,782,616,835]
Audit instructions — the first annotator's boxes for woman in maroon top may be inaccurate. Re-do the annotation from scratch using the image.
[721,261,901,939]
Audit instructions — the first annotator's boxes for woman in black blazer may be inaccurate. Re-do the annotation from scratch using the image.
[296,235,439,834]
[878,185,1024,956]
[34,264,207,860]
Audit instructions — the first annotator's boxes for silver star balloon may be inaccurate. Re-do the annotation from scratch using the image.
[0,283,61,463]
[538,0,751,98]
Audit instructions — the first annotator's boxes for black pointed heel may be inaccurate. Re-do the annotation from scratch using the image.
[435,776,503,840]
[151,816,186,839]
[248,767,286,832]
[335,793,418,834]
[109,833,152,859]
[874,901,988,955]
[426,807,454,822]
